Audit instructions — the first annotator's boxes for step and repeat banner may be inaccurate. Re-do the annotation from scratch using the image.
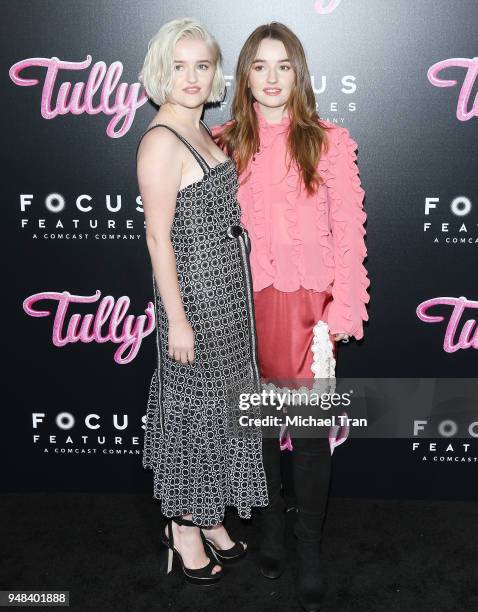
[3,0,477,500]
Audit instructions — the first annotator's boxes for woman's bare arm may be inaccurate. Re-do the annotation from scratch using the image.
[137,128,195,364]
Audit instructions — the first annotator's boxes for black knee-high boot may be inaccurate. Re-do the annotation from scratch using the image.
[258,436,287,579]
[292,436,331,611]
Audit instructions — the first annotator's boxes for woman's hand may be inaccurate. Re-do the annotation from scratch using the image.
[333,332,350,343]
[168,318,195,364]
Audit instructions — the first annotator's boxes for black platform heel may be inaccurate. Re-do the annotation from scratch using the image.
[159,516,223,586]
[200,527,247,564]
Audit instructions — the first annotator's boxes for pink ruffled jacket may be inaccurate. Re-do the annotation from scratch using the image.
[212,103,370,340]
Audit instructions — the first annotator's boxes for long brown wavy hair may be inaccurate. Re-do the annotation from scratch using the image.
[215,22,330,195]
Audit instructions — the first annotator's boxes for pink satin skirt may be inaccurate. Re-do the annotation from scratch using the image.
[253,285,336,381]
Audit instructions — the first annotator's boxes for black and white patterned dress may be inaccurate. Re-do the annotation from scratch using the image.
[138,121,269,526]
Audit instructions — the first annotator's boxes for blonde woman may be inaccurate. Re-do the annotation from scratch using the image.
[136,18,268,587]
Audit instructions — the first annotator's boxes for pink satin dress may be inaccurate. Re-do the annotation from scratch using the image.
[253,285,336,381]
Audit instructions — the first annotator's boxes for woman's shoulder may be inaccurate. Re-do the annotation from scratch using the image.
[136,123,183,167]
[317,119,359,163]
[139,121,184,147]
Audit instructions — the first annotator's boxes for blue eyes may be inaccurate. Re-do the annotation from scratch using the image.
[173,64,210,71]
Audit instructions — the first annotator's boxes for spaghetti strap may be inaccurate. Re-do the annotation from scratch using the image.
[200,118,213,138]
[136,123,210,174]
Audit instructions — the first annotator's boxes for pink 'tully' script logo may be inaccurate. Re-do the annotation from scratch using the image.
[9,55,148,138]
[23,290,155,364]
[416,296,478,353]
[314,0,342,14]
[427,57,478,121]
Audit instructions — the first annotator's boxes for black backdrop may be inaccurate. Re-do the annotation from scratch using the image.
[3,0,477,500]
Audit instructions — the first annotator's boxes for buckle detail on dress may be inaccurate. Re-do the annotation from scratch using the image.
[226,225,244,239]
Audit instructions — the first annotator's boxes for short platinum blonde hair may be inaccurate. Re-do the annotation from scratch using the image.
[139,18,226,105]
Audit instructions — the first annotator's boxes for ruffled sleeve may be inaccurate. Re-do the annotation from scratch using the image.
[325,126,370,340]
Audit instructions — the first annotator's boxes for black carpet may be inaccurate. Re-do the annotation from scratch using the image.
[1,493,477,611]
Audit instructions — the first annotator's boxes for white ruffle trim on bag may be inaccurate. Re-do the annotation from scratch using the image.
[311,320,337,388]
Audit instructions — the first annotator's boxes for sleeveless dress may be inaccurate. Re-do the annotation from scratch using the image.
[137,120,269,526]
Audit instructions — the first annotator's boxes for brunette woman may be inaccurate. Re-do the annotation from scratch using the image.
[213,22,369,611]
